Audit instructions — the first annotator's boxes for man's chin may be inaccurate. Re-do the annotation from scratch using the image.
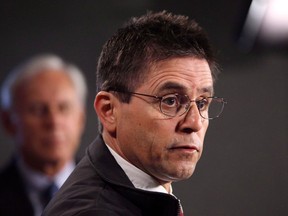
[41,154,67,164]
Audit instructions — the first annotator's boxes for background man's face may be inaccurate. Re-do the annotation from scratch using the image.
[10,70,85,168]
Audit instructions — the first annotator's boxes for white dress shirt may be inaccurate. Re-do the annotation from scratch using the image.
[106,144,173,195]
[17,157,75,216]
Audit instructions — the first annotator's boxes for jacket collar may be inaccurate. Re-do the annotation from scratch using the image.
[87,135,135,188]
[86,135,181,215]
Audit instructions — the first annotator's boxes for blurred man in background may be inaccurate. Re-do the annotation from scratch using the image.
[0,54,87,216]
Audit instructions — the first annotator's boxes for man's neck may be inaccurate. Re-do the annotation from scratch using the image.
[105,142,173,194]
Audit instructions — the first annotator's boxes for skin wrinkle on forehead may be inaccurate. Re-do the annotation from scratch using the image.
[156,81,214,96]
[142,58,213,96]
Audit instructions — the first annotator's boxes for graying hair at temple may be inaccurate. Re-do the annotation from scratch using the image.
[0,54,88,110]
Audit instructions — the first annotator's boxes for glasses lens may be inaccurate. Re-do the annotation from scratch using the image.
[200,98,224,119]
[160,94,225,119]
[160,94,189,117]
[160,94,178,116]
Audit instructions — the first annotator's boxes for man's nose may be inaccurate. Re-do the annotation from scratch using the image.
[179,104,203,133]
[43,108,61,129]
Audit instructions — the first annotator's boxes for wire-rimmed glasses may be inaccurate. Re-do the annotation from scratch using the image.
[112,91,227,120]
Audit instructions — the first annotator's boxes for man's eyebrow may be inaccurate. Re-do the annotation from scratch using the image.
[199,86,214,95]
[158,82,185,92]
[157,82,214,95]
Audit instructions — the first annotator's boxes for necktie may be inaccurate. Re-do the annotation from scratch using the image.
[40,182,58,207]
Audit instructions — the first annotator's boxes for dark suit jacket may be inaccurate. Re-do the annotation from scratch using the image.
[0,159,34,216]
[43,135,181,216]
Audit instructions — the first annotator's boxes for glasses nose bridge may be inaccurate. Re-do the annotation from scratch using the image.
[180,100,203,124]
[184,97,199,113]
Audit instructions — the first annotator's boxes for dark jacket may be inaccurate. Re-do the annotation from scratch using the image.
[43,135,182,216]
[0,159,34,216]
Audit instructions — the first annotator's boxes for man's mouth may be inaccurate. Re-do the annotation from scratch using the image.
[169,144,200,152]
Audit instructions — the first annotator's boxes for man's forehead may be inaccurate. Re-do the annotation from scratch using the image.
[147,57,212,76]
[144,57,213,93]
[157,81,214,95]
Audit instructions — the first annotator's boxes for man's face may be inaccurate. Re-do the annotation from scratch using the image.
[10,70,85,167]
[116,57,213,183]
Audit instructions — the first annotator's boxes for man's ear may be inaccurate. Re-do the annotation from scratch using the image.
[1,110,17,135]
[94,91,117,134]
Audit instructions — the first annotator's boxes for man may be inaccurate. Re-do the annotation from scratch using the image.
[43,11,227,216]
[0,54,87,216]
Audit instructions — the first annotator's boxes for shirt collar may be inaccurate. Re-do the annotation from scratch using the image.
[106,144,172,194]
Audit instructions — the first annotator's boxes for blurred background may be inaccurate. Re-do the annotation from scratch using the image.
[0,0,287,215]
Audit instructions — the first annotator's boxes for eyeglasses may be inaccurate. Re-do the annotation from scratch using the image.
[113,91,227,120]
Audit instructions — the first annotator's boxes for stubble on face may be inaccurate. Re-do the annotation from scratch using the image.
[113,57,212,184]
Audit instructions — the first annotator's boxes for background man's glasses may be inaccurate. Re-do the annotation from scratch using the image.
[112,90,227,120]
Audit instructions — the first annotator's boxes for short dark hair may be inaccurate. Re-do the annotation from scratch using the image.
[97,10,218,101]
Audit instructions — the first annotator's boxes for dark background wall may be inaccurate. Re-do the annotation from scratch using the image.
[1,1,287,215]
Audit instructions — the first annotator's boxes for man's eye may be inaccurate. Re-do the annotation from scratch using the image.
[28,104,47,116]
[59,103,72,113]
[162,95,178,107]
[196,98,209,110]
